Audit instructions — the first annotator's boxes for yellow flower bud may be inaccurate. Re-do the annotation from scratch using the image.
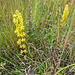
[20,32,26,37]
[16,10,19,15]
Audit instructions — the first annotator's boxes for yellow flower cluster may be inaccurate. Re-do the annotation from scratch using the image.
[13,10,26,54]
[60,4,69,27]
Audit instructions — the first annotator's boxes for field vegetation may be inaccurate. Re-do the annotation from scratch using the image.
[0,0,75,75]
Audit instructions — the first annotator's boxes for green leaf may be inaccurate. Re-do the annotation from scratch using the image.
[0,62,6,66]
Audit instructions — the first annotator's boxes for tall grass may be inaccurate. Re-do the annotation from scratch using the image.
[0,0,75,75]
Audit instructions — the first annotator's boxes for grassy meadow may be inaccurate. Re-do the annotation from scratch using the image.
[0,0,75,75]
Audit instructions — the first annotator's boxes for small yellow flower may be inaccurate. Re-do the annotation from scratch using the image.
[23,50,26,53]
[22,44,26,49]
[18,16,22,20]
[21,50,24,54]
[16,32,21,37]
[20,44,26,48]
[14,28,19,33]
[20,45,22,48]
[13,18,18,24]
[17,39,21,45]
[20,32,26,37]
[20,18,23,22]
[21,38,26,42]
[16,10,21,16]
[20,49,26,54]
[20,26,24,30]
[18,13,21,16]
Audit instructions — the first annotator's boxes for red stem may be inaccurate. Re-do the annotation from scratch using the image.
[64,18,75,49]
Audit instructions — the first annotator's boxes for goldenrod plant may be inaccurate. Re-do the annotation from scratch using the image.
[60,4,69,27]
[13,10,26,54]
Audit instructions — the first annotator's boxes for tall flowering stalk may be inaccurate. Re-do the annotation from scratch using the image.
[13,10,26,54]
[60,4,69,27]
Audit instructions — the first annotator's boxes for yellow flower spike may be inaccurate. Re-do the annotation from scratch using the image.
[13,10,27,54]
[60,4,68,27]
[13,18,18,24]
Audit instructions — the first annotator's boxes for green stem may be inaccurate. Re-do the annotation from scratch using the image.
[55,64,75,75]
